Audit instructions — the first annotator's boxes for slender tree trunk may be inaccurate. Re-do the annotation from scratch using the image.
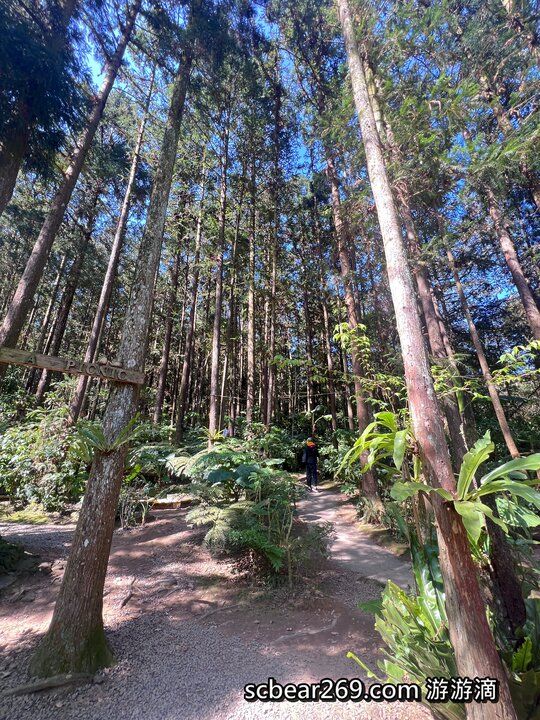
[313,195,338,433]
[29,35,193,677]
[446,248,520,458]
[487,191,540,340]
[0,0,141,375]
[325,152,380,505]
[303,285,315,429]
[26,254,68,392]
[208,118,230,445]
[20,293,42,350]
[153,245,181,424]
[246,162,256,424]
[321,298,338,433]
[266,239,277,426]
[175,166,205,442]
[35,188,100,402]
[336,2,517,716]
[219,188,243,432]
[400,189,468,465]
[447,247,527,636]
[68,65,154,424]
[266,57,282,428]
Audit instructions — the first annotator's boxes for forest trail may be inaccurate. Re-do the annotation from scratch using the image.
[297,482,413,588]
[0,501,427,720]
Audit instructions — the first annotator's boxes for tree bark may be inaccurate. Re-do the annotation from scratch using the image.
[336,2,517,716]
[29,34,193,677]
[68,65,154,425]
[446,248,520,458]
[325,151,380,506]
[246,161,256,425]
[219,183,244,432]
[446,248,527,637]
[208,117,230,445]
[266,59,282,428]
[400,188,468,466]
[175,165,206,442]
[26,254,68,392]
[487,190,540,341]
[0,0,141,374]
[153,244,181,424]
[35,183,102,402]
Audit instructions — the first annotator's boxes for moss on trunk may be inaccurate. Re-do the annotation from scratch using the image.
[29,621,113,678]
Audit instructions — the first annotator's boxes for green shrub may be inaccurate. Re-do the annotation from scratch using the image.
[0,407,85,511]
[180,441,328,583]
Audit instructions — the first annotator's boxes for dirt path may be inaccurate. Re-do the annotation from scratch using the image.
[297,483,413,588]
[0,496,427,720]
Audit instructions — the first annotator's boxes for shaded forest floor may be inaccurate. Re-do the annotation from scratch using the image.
[0,484,428,719]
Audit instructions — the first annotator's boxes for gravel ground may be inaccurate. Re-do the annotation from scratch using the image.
[0,613,428,720]
[0,498,430,720]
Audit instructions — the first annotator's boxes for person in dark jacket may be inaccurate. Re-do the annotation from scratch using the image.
[302,437,319,492]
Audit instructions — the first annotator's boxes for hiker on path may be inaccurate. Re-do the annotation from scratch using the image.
[302,437,319,492]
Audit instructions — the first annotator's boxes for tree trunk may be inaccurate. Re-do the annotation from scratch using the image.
[446,248,527,637]
[0,0,141,374]
[246,161,256,425]
[325,151,380,506]
[35,185,102,402]
[26,254,68,392]
[336,2,517,716]
[266,238,277,426]
[174,165,206,442]
[446,248,520,458]
[153,245,181,424]
[68,65,154,424]
[219,186,243,432]
[400,188,468,466]
[487,190,540,341]
[208,118,230,445]
[29,35,193,677]
[313,205,338,434]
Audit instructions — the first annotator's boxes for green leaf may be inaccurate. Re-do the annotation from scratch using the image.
[375,411,397,432]
[473,480,540,510]
[206,468,235,485]
[457,432,494,500]
[480,454,540,485]
[473,500,509,534]
[496,497,540,529]
[358,598,383,614]
[454,501,485,543]
[390,481,430,501]
[433,487,454,501]
[235,463,261,478]
[512,637,532,673]
[393,430,408,470]
[346,652,381,680]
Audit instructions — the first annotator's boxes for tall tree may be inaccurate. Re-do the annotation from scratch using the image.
[29,3,196,675]
[335,1,517,716]
[0,0,141,369]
